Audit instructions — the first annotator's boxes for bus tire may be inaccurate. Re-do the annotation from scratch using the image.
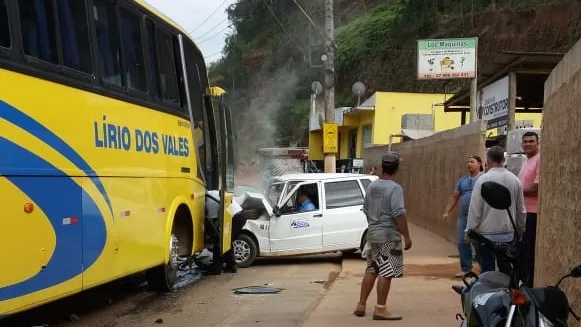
[234,233,258,268]
[146,205,193,292]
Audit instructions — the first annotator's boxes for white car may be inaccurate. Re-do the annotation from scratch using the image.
[233,173,377,267]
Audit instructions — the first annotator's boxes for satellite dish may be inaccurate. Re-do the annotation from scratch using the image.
[311,81,323,95]
[352,81,366,108]
[352,81,366,96]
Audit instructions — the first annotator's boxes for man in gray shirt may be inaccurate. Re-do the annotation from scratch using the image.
[465,146,526,274]
[354,151,412,321]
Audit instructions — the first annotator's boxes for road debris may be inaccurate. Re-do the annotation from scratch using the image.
[233,286,283,294]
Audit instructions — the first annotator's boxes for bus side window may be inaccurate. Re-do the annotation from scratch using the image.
[145,19,160,99]
[19,0,58,63]
[185,41,206,176]
[56,0,91,73]
[119,6,146,92]
[0,0,10,49]
[93,0,122,86]
[156,28,179,105]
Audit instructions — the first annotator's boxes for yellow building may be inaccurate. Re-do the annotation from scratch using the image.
[309,92,461,160]
[308,91,544,161]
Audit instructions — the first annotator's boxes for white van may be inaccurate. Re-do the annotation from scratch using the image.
[233,173,377,267]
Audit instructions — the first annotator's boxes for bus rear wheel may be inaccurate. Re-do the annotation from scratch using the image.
[147,207,193,291]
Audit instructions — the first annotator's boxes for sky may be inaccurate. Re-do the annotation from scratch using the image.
[144,0,237,64]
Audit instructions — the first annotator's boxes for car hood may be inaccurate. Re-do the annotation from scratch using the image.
[238,191,273,217]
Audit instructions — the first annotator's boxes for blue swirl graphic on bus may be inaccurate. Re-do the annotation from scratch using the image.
[0,138,107,301]
[0,100,113,218]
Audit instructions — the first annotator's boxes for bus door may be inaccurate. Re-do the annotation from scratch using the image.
[212,89,233,255]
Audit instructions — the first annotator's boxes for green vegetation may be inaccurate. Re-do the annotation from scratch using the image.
[335,4,402,73]
[210,0,581,154]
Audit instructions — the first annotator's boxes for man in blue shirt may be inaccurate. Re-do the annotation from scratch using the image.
[298,189,316,212]
[443,155,483,277]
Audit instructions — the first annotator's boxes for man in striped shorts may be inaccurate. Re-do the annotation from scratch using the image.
[354,151,412,320]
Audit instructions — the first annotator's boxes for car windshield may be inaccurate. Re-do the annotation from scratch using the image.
[266,181,284,205]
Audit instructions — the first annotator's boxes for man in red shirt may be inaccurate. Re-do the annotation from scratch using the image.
[518,131,540,287]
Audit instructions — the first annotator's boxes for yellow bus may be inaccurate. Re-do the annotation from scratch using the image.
[0,0,233,316]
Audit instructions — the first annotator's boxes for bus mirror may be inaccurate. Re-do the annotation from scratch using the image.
[273,206,281,217]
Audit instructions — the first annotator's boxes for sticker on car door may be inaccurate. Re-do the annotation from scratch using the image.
[290,220,310,229]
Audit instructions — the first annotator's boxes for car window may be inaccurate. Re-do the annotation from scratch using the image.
[325,180,364,209]
[281,183,319,215]
[360,178,372,192]
[282,181,301,200]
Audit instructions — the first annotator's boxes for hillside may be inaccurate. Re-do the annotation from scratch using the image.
[209,0,581,160]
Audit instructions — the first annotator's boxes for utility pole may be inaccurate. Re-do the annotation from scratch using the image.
[323,0,336,173]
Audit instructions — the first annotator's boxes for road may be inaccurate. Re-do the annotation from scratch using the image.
[1,254,342,327]
[2,224,461,327]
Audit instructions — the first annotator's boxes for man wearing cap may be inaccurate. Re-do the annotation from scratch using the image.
[354,151,412,321]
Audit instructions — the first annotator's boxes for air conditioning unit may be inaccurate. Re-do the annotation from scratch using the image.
[496,120,534,135]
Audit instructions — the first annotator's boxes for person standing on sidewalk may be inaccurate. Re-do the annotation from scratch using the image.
[465,146,526,274]
[443,155,484,278]
[354,151,412,321]
[518,131,540,287]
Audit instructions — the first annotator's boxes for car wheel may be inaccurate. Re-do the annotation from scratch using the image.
[233,234,258,268]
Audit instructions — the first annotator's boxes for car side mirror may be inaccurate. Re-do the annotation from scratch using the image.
[480,181,512,210]
[273,206,281,217]
[571,265,581,278]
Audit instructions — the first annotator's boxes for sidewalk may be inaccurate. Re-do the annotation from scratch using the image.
[303,224,463,327]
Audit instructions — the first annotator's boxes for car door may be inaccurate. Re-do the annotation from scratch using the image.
[322,179,366,249]
[269,181,323,253]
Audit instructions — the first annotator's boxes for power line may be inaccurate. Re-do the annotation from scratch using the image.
[204,50,223,58]
[191,0,229,33]
[197,26,231,44]
[261,0,308,60]
[292,0,336,49]
[195,17,228,39]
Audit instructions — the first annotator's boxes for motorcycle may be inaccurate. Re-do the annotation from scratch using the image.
[452,180,581,327]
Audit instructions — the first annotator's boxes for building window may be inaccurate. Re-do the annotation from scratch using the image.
[362,124,372,148]
[0,0,11,49]
[325,180,364,209]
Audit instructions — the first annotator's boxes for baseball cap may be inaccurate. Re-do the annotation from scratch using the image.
[381,151,400,165]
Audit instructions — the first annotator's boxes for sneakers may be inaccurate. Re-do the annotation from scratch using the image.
[373,307,402,321]
[354,303,402,320]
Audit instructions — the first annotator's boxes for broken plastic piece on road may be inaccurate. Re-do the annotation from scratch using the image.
[233,286,283,294]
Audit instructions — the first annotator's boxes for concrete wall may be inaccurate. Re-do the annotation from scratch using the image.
[537,39,581,323]
[363,122,486,242]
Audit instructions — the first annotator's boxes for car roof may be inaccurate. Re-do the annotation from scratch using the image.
[272,173,377,182]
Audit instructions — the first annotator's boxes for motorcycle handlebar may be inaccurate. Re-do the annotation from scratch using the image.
[466,229,511,260]
[466,229,491,245]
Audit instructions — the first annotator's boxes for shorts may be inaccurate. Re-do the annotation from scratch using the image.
[365,241,404,278]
